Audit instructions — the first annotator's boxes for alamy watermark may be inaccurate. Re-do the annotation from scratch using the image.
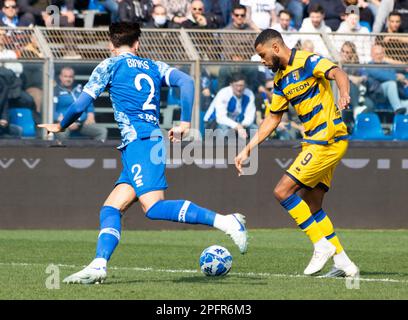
[45,264,60,289]
[345,272,360,290]
[43,5,60,27]
[147,128,259,175]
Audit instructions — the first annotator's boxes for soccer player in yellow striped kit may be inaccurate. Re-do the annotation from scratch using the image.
[235,29,358,277]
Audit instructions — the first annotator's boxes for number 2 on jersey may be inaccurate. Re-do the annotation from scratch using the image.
[134,73,156,111]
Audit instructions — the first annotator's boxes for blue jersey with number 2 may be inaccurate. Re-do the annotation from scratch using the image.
[83,52,173,148]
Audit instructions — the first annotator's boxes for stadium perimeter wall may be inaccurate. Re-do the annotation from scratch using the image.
[0,141,407,229]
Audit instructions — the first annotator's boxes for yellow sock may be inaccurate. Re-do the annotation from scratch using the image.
[280,194,325,244]
[312,209,344,254]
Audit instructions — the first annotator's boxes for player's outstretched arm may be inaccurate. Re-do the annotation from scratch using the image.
[38,92,94,134]
[327,67,351,111]
[167,69,194,142]
[235,112,283,175]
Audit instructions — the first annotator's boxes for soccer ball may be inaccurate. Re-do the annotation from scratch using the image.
[199,245,232,276]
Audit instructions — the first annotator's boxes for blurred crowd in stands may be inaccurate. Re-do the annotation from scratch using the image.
[0,0,404,32]
[0,0,407,140]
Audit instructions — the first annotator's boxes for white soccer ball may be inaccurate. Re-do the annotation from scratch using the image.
[199,245,232,276]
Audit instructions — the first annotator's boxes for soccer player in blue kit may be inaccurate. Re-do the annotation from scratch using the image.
[38,22,248,284]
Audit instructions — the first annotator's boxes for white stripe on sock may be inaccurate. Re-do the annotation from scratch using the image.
[178,201,191,223]
[98,228,121,241]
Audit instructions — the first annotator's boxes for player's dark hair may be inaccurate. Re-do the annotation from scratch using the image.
[278,9,291,18]
[232,4,247,13]
[388,10,401,19]
[109,22,141,48]
[254,29,284,48]
[230,72,246,84]
[308,4,325,15]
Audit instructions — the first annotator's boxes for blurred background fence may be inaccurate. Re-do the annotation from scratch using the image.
[0,27,407,140]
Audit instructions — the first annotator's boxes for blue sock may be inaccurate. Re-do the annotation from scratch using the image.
[95,206,121,261]
[146,200,216,226]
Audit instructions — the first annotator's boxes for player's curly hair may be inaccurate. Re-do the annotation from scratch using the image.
[254,29,284,48]
[109,22,141,48]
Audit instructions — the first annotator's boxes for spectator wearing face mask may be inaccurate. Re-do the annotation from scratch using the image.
[144,4,177,28]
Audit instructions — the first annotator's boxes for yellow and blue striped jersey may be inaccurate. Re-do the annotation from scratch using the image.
[269,49,348,145]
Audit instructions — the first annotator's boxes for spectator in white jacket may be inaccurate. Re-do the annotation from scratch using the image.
[204,73,257,139]
[239,0,278,31]
[271,10,299,49]
[298,4,332,58]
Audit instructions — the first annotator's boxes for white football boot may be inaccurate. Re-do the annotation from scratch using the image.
[303,239,336,275]
[225,213,248,254]
[323,262,359,278]
[63,261,107,285]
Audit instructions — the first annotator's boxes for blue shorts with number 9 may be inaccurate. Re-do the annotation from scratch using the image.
[115,136,168,197]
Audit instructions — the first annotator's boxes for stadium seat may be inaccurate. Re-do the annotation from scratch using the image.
[8,108,36,138]
[88,0,106,12]
[391,114,408,140]
[350,112,393,140]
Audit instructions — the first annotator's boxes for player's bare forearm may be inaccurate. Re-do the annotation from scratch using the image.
[329,67,349,96]
[245,112,283,154]
[328,67,351,110]
[37,122,64,133]
[235,112,282,175]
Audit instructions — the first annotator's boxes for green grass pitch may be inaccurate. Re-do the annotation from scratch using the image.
[0,229,407,300]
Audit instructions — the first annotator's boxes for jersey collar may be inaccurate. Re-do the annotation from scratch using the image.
[118,51,136,57]
[288,48,297,66]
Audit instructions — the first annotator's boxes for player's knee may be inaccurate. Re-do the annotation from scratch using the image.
[139,190,165,213]
[273,185,292,202]
[140,197,162,214]
[144,199,163,218]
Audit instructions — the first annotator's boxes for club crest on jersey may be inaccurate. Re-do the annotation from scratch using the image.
[292,70,300,82]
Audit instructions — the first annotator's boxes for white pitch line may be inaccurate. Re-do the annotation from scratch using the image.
[1,262,407,284]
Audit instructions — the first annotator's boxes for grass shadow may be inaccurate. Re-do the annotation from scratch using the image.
[172,275,268,286]
[360,271,408,278]
[102,278,177,285]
